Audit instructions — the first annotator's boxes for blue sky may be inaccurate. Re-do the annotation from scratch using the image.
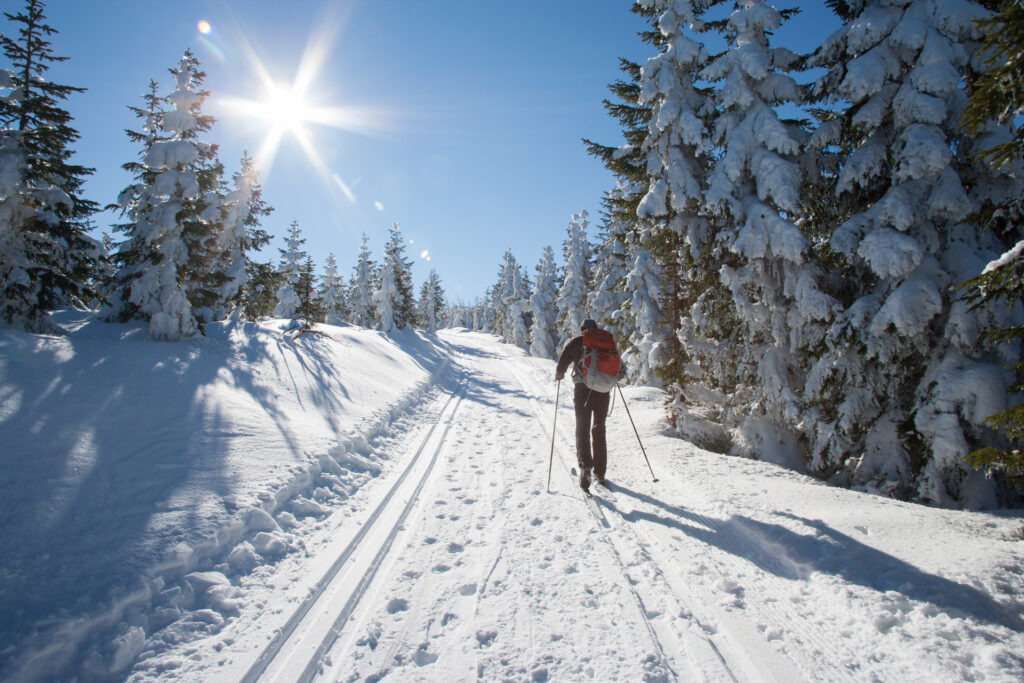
[19,0,838,302]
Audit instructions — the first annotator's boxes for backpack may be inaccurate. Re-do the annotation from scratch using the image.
[579,328,621,392]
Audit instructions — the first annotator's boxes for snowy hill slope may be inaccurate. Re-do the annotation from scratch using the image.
[0,312,448,680]
[1,321,1023,681]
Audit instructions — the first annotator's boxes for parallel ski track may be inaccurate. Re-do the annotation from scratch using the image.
[505,359,862,683]
[241,373,467,683]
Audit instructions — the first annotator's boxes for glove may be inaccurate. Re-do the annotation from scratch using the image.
[555,370,565,381]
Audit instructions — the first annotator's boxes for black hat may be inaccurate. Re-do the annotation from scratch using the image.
[581,318,597,331]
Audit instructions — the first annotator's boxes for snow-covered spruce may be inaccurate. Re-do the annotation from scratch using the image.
[0,0,100,334]
[374,222,416,332]
[349,233,377,328]
[493,249,531,346]
[417,269,446,333]
[555,210,592,346]
[105,51,225,340]
[319,253,348,324]
[587,219,629,345]
[273,219,307,320]
[529,245,560,359]
[215,151,272,322]
[805,0,1024,505]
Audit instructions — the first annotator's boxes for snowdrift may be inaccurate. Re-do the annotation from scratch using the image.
[0,311,448,679]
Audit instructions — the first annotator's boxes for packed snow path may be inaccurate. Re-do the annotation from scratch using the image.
[159,329,1022,682]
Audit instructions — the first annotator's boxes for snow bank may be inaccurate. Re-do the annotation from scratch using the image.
[0,312,450,680]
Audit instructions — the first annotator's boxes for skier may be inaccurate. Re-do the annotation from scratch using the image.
[554,318,621,491]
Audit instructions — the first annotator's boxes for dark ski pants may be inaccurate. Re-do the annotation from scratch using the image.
[574,383,610,479]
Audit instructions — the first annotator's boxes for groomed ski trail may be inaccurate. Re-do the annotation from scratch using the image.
[130,329,1024,682]
[239,373,468,683]
[313,333,681,682]
[306,329,825,682]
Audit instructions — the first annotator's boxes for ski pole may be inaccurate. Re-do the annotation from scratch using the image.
[547,378,561,492]
[617,385,658,482]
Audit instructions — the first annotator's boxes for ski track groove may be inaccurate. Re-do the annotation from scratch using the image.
[241,367,468,683]
[507,358,866,683]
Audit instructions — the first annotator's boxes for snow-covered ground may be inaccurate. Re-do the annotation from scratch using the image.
[1,316,1023,681]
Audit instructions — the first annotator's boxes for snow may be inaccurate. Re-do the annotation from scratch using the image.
[2,317,1023,681]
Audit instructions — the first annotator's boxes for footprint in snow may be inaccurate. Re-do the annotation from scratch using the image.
[386,598,408,613]
[448,542,464,554]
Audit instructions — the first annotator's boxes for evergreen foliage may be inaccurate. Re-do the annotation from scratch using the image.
[806,0,1022,505]
[0,0,100,334]
[587,219,629,340]
[104,50,221,339]
[417,269,445,333]
[295,254,324,324]
[959,0,1024,490]
[319,253,347,324]
[556,210,591,345]
[274,220,306,319]
[529,245,560,359]
[585,0,1023,506]
[494,249,530,345]
[375,223,415,332]
[215,150,272,320]
[241,260,281,320]
[349,234,376,328]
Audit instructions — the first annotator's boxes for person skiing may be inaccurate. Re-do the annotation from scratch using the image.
[554,318,621,491]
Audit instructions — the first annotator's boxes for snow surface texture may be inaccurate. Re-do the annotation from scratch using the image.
[1,317,1023,681]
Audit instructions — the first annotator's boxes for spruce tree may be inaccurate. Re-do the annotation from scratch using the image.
[588,217,628,333]
[319,253,347,324]
[215,150,272,320]
[104,79,166,323]
[959,0,1024,490]
[556,210,592,345]
[494,249,530,345]
[375,223,415,331]
[0,0,100,333]
[296,255,324,324]
[700,0,832,460]
[105,51,220,339]
[166,51,224,329]
[529,245,560,358]
[417,269,445,333]
[241,260,280,320]
[349,234,376,328]
[587,0,722,426]
[622,238,666,386]
[808,0,1021,504]
[274,220,306,319]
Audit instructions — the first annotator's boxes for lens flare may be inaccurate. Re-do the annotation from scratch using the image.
[197,20,212,34]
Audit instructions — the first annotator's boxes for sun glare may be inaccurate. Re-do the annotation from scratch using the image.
[258,84,311,132]
[217,4,404,217]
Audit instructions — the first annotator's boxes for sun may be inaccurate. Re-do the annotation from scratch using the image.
[256,83,312,133]
[217,4,401,211]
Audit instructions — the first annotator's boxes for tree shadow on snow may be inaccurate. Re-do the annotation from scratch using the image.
[607,484,1024,633]
[0,319,230,668]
